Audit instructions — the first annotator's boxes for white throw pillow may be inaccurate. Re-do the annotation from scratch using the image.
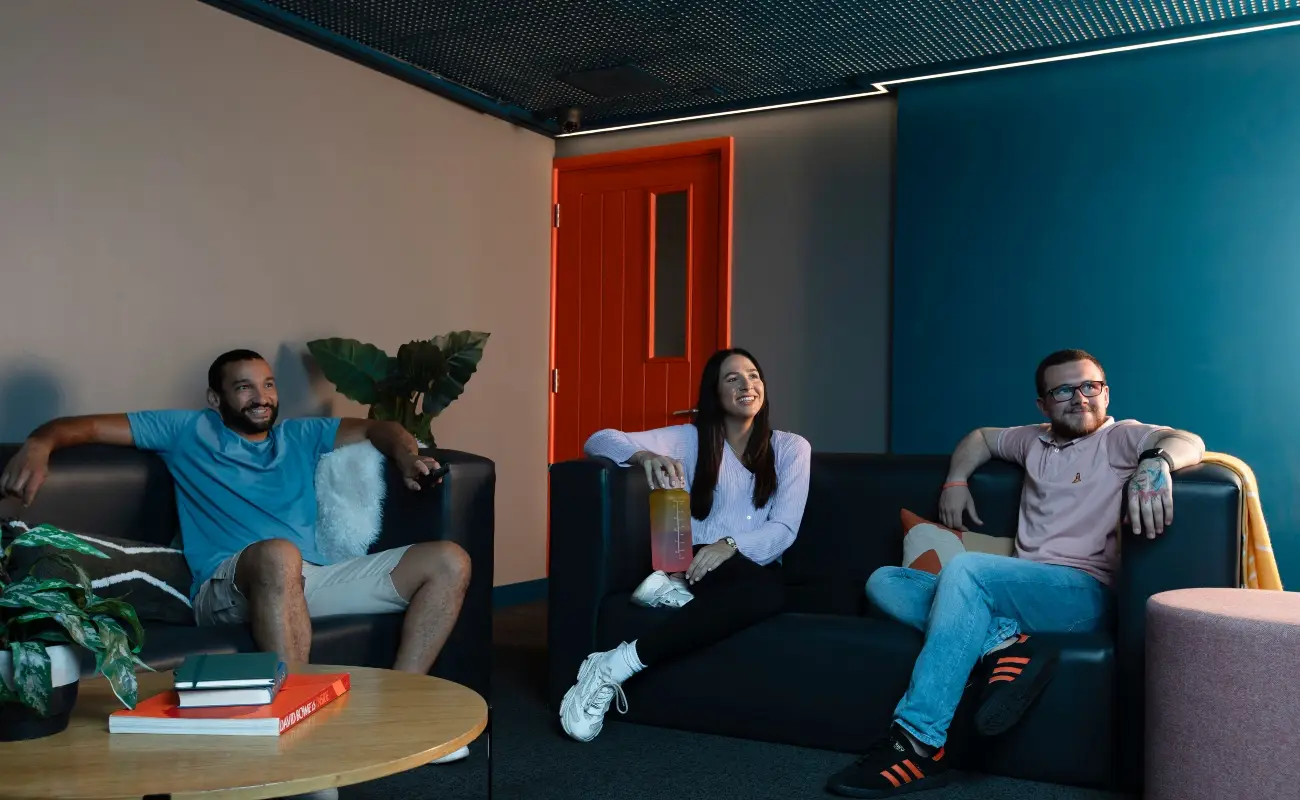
[315,440,387,563]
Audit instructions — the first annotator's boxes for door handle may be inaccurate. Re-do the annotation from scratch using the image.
[672,409,697,416]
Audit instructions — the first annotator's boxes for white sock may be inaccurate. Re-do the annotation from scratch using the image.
[603,640,645,683]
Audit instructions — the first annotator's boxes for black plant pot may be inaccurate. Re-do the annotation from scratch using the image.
[0,681,79,741]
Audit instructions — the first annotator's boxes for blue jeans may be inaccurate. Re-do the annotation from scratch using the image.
[866,552,1110,748]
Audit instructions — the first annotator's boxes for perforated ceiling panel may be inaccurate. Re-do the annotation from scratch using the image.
[233,0,1299,133]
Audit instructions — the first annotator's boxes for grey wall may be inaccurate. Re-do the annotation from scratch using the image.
[0,0,555,585]
[557,99,896,452]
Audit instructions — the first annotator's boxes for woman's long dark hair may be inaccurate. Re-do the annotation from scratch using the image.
[690,347,778,521]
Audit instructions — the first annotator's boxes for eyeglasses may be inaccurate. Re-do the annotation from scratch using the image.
[1045,380,1106,403]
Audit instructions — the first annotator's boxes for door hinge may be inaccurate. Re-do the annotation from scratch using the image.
[553,203,561,228]
[551,368,559,393]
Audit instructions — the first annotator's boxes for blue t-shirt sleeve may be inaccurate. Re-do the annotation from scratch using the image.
[278,417,343,459]
[127,410,202,453]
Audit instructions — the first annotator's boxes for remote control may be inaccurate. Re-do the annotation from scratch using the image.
[421,463,450,486]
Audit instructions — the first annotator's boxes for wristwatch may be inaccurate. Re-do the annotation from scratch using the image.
[722,536,738,551]
[1139,448,1174,471]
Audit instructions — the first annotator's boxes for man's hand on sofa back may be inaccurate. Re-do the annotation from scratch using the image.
[937,427,1001,531]
[1,414,135,506]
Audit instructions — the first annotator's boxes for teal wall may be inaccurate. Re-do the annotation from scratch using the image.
[890,27,1300,585]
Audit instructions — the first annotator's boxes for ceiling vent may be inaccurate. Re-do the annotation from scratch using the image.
[557,64,673,98]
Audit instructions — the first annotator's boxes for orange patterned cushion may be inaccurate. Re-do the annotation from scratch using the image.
[900,508,1015,574]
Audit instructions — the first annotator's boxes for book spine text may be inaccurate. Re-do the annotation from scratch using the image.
[277,675,351,734]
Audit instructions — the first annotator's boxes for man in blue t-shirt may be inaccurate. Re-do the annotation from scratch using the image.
[0,349,471,680]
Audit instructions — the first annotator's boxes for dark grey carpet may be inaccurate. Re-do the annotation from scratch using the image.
[339,603,1134,800]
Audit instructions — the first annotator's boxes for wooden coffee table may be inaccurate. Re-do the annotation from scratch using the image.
[0,663,488,799]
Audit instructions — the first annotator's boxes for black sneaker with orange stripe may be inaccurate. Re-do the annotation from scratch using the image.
[825,726,950,797]
[974,633,1059,736]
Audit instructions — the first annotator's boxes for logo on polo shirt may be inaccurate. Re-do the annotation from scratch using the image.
[1072,473,1082,483]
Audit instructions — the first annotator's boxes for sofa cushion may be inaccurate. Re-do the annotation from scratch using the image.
[3,521,195,626]
[900,509,1014,574]
[785,579,870,617]
[594,593,1116,788]
[597,598,922,750]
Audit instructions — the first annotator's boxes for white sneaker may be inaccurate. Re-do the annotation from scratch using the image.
[431,745,469,764]
[630,570,693,608]
[559,651,628,742]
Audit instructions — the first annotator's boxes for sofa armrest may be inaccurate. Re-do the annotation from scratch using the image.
[375,448,495,698]
[1113,462,1241,790]
[547,457,653,709]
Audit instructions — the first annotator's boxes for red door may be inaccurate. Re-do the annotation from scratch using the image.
[549,138,733,466]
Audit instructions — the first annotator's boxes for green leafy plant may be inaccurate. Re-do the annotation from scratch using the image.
[0,523,150,714]
[306,331,490,446]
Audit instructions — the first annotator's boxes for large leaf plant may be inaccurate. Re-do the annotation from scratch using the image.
[306,331,490,447]
[0,523,150,715]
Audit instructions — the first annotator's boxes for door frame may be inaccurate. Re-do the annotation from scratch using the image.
[547,136,735,466]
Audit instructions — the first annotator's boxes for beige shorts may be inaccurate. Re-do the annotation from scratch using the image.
[194,545,411,626]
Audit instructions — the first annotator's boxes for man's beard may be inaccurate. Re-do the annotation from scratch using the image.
[218,399,278,434]
[1050,409,1105,440]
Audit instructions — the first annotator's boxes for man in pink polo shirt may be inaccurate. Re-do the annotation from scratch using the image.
[827,349,1204,798]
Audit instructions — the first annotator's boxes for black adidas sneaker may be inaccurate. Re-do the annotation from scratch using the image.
[974,633,1060,736]
[825,726,951,798]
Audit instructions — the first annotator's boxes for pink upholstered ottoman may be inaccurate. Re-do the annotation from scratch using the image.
[1146,588,1300,800]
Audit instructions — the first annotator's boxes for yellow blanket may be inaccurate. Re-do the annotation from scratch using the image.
[1200,452,1284,590]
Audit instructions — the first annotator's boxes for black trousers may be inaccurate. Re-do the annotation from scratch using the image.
[635,546,785,666]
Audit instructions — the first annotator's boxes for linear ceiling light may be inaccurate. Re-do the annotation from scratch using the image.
[557,18,1300,137]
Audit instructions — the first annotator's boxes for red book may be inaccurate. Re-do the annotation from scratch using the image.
[109,672,351,736]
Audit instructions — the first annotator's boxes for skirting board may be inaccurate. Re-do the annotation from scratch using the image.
[492,578,548,608]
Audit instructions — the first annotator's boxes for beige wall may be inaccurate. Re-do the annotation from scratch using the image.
[0,0,555,585]
[557,99,896,453]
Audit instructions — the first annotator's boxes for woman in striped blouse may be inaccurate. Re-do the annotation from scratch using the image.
[559,347,812,743]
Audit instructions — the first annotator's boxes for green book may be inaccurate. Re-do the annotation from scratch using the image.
[173,653,287,690]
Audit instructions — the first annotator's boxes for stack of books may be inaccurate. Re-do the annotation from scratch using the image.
[110,652,350,736]
[175,652,289,708]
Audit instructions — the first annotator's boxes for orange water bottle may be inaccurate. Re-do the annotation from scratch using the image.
[649,488,693,573]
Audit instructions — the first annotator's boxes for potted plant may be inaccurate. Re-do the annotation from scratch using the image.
[0,521,150,741]
[306,330,490,447]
